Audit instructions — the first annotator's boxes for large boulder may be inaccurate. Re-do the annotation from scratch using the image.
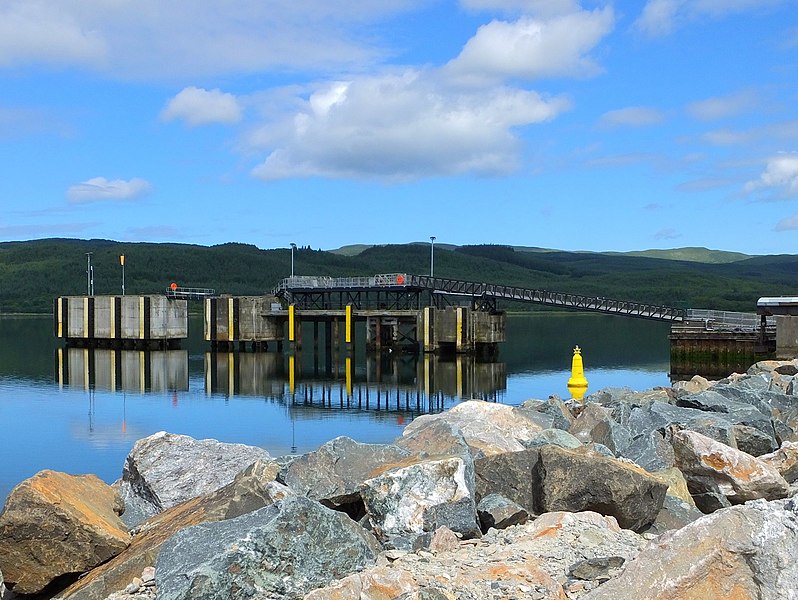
[118,431,271,527]
[474,447,540,509]
[307,510,645,600]
[0,470,130,595]
[533,445,667,532]
[672,429,789,512]
[400,400,543,457]
[476,494,530,532]
[583,498,798,600]
[279,436,413,511]
[360,456,480,547]
[56,459,285,600]
[394,417,472,460]
[569,403,631,455]
[516,396,575,430]
[155,495,381,600]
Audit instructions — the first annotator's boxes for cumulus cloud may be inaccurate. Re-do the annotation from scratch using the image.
[686,90,759,121]
[67,177,152,203]
[633,0,785,37]
[744,153,798,199]
[161,87,242,126]
[445,7,614,83]
[250,70,571,180]
[598,107,664,129]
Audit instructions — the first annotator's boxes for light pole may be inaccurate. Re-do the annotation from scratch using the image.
[429,236,436,277]
[290,242,297,277]
[120,255,125,296]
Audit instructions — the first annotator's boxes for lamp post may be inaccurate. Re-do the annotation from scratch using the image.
[429,236,436,278]
[290,242,297,277]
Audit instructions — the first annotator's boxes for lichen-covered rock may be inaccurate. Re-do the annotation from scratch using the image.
[307,510,645,600]
[534,445,667,531]
[672,374,713,396]
[279,436,413,508]
[56,460,287,600]
[155,495,381,600]
[672,429,789,511]
[759,441,798,483]
[583,498,798,600]
[118,431,270,528]
[360,456,480,547]
[400,400,542,457]
[0,470,130,595]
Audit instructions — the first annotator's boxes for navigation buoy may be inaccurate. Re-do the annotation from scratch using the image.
[567,345,588,401]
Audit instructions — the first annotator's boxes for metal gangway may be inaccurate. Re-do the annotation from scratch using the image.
[274,273,688,322]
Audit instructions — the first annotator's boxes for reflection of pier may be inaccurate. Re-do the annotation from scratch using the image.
[204,351,506,414]
[55,348,188,392]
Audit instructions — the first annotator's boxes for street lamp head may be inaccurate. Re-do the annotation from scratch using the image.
[430,236,436,243]
[290,242,297,249]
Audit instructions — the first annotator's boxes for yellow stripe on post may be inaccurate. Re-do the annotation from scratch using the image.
[345,356,352,397]
[204,298,211,342]
[57,348,64,388]
[423,307,430,352]
[456,307,463,351]
[228,297,234,342]
[139,296,145,340]
[345,305,352,344]
[289,305,296,342]
[57,298,63,338]
[289,354,295,395]
[83,297,89,339]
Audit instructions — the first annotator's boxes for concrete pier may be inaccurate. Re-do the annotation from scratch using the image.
[54,296,187,349]
[204,295,284,351]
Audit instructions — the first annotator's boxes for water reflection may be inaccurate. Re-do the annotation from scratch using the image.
[56,347,188,392]
[55,347,507,412]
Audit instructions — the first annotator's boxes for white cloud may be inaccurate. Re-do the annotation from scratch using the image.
[654,227,681,240]
[686,90,759,120]
[775,213,798,231]
[0,2,107,67]
[598,107,664,129]
[0,0,420,79]
[445,7,614,83]
[633,0,785,37]
[161,87,242,127]
[250,70,571,180]
[67,177,152,203]
[744,153,798,199]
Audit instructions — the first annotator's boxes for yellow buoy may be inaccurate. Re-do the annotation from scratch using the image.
[567,345,588,401]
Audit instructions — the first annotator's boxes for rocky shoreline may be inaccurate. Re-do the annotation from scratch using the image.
[2,359,798,599]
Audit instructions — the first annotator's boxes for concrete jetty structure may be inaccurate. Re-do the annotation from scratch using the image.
[54,295,187,349]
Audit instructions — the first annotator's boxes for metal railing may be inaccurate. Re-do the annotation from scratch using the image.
[165,286,217,300]
[685,309,774,332]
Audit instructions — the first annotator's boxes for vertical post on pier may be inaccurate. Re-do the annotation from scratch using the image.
[345,304,353,347]
[345,356,352,398]
[288,305,296,343]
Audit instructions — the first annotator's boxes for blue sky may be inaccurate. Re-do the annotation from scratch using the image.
[1,0,797,255]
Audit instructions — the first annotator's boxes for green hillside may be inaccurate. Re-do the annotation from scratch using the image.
[0,239,795,314]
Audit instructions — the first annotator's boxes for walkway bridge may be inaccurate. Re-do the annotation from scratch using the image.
[274,273,688,322]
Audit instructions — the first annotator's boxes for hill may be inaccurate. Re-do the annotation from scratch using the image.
[0,239,795,314]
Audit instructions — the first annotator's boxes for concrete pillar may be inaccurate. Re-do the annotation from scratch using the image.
[776,316,798,358]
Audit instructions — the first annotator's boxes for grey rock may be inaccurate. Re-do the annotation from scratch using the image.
[568,556,626,581]
[628,401,738,447]
[156,495,381,600]
[279,436,412,511]
[620,429,674,472]
[476,494,529,532]
[119,431,270,527]
[521,428,582,450]
[641,494,705,536]
[583,387,636,406]
[583,498,798,600]
[533,445,667,532]
[569,403,632,455]
[732,423,778,456]
[395,418,472,460]
[360,456,480,548]
[759,441,798,483]
[516,396,574,430]
[474,447,540,509]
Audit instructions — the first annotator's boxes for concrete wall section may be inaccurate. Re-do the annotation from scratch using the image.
[776,315,798,359]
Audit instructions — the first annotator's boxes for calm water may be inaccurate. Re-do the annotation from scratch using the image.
[0,313,673,507]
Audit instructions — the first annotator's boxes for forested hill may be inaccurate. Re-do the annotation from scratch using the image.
[1,238,796,314]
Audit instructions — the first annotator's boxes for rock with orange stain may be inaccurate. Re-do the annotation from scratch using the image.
[759,441,798,483]
[672,429,789,512]
[582,497,798,600]
[0,470,131,595]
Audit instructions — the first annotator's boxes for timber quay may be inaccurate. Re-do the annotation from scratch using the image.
[55,274,787,365]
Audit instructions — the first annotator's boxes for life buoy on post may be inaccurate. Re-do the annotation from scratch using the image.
[396,275,405,285]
